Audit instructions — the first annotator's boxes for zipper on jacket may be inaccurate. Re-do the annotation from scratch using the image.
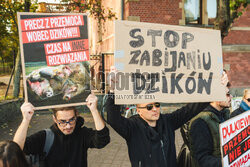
[139,161,141,167]
[160,140,167,165]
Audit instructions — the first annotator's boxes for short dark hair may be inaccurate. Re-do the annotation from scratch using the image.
[52,106,78,117]
[0,140,29,167]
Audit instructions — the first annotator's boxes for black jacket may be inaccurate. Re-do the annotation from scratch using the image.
[105,94,208,167]
[23,117,110,167]
[189,105,229,167]
[230,106,246,118]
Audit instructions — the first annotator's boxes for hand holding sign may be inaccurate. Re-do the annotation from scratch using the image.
[20,102,35,122]
[86,92,98,112]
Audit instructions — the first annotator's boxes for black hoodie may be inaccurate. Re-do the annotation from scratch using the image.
[106,93,208,167]
[24,116,110,167]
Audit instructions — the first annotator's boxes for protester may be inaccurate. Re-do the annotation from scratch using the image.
[0,140,29,167]
[230,89,250,118]
[13,93,110,167]
[104,68,228,167]
[177,83,231,167]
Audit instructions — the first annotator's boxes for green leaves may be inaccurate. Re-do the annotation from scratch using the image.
[229,0,248,18]
[0,1,38,69]
[62,0,116,23]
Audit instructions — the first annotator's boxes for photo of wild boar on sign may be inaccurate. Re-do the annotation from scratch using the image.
[26,62,90,101]
[17,13,90,109]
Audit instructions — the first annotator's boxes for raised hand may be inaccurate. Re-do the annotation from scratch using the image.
[86,92,98,112]
[20,102,35,122]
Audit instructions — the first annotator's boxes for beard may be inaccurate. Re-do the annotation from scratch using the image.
[219,103,231,109]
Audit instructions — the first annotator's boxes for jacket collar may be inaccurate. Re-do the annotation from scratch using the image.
[132,114,164,140]
[240,100,250,111]
[206,105,229,123]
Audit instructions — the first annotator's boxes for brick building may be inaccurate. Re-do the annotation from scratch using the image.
[90,0,249,94]
[222,4,250,95]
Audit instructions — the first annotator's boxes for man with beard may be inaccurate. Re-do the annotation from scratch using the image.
[179,85,232,167]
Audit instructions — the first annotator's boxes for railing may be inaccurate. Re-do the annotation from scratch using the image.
[0,66,11,75]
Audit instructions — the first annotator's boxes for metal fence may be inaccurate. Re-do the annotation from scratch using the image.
[0,66,11,75]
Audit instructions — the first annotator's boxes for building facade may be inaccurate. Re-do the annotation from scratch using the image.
[222,4,250,95]
[42,0,249,94]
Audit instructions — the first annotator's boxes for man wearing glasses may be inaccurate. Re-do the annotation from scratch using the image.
[104,69,228,167]
[106,94,210,167]
[13,93,110,167]
[230,89,250,118]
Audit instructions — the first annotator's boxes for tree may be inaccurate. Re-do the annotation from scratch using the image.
[62,0,116,22]
[0,37,13,70]
[61,0,116,41]
[215,0,248,38]
[0,0,37,98]
[0,1,22,68]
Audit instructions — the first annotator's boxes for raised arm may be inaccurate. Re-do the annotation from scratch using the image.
[168,102,209,130]
[86,93,105,131]
[105,66,133,139]
[13,102,35,149]
[105,93,133,140]
[84,93,110,148]
[168,70,229,130]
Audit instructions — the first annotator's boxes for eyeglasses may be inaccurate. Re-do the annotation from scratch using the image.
[246,98,250,102]
[56,117,76,127]
[138,103,161,111]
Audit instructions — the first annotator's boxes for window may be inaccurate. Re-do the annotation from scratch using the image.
[184,0,217,26]
[207,0,217,25]
[184,0,202,24]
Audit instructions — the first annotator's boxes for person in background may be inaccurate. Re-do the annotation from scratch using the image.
[230,89,250,118]
[0,140,29,167]
[177,82,232,167]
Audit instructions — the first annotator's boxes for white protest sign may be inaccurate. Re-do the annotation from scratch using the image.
[114,20,226,104]
[220,110,250,167]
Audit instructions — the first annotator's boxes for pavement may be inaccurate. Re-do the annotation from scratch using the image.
[0,75,13,85]
[0,75,23,98]
[0,110,184,167]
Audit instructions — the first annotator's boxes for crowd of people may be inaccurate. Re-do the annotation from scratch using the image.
[0,70,249,167]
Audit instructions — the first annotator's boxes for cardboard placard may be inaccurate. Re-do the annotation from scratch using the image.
[220,111,250,167]
[17,12,91,110]
[114,20,226,104]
